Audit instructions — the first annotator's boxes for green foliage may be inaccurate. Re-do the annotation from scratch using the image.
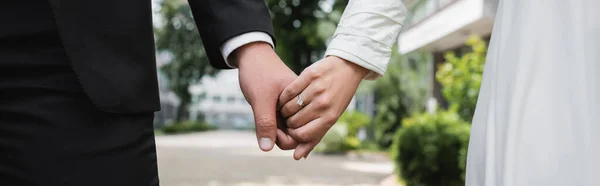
[155,0,219,121]
[373,51,431,149]
[338,111,370,136]
[314,111,371,154]
[391,110,471,186]
[436,35,487,121]
[357,140,381,152]
[314,123,347,154]
[266,0,348,73]
[162,120,217,134]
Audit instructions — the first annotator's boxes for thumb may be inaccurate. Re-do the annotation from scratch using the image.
[251,99,278,152]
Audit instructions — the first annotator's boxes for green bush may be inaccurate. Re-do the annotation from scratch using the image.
[392,110,471,186]
[373,51,431,149]
[436,35,487,121]
[162,120,216,134]
[314,111,370,154]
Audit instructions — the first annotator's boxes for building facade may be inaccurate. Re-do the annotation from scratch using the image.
[188,70,255,129]
[398,0,498,107]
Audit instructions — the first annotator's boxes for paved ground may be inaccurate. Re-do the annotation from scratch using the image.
[156,131,394,186]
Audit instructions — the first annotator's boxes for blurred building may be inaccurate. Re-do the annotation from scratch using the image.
[187,69,363,129]
[188,70,255,130]
[154,52,180,128]
[398,0,498,107]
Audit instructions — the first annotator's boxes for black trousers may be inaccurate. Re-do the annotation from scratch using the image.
[0,46,159,185]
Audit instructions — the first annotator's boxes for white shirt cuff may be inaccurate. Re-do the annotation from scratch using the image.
[220,32,274,68]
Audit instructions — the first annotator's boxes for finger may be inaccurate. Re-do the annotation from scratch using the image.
[277,111,288,132]
[251,99,278,152]
[276,129,298,150]
[287,117,331,143]
[280,94,308,119]
[280,80,328,118]
[286,96,326,129]
[294,142,318,160]
[278,69,313,110]
[275,112,297,150]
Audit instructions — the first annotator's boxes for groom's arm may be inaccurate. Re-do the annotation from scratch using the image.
[187,0,298,152]
[187,0,275,69]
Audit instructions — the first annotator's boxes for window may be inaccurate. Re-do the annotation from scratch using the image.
[227,96,236,103]
[212,96,222,103]
[193,94,207,103]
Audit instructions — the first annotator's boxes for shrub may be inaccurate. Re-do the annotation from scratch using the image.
[435,35,487,121]
[392,110,470,186]
[162,120,216,134]
[373,51,431,149]
[314,111,371,154]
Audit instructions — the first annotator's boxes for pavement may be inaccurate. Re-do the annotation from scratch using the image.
[155,130,395,186]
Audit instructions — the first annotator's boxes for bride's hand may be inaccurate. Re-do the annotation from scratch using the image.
[277,56,368,160]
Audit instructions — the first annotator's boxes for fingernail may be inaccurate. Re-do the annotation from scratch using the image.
[259,138,273,150]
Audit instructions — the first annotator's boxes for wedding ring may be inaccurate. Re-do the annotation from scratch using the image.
[296,95,304,106]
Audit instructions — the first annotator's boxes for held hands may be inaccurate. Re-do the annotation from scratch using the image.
[234,43,367,159]
[277,56,368,160]
[235,42,298,152]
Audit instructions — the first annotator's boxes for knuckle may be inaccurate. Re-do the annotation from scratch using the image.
[323,112,339,125]
[304,67,322,80]
[286,116,299,128]
[323,122,334,130]
[276,143,294,150]
[255,117,277,132]
[283,88,296,98]
[294,131,312,142]
[313,97,331,109]
[313,83,325,93]
[281,105,293,117]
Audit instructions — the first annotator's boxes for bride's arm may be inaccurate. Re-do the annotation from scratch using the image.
[325,0,407,80]
[276,0,408,160]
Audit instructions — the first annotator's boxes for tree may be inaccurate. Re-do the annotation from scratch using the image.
[266,0,348,73]
[155,0,219,122]
[373,50,432,149]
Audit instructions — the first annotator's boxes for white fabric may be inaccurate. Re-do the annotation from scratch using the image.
[220,32,274,68]
[466,0,600,186]
[325,0,407,80]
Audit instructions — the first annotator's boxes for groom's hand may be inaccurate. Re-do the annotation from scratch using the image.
[232,42,298,152]
[278,56,368,159]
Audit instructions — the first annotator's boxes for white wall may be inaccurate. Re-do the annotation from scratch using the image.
[189,70,252,114]
[398,0,486,54]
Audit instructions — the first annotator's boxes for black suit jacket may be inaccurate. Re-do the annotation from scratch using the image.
[47,0,274,113]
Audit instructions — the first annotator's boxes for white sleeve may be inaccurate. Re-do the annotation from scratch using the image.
[220,32,275,68]
[324,0,407,80]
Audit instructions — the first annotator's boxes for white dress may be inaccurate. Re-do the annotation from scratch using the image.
[330,0,599,185]
[465,0,600,185]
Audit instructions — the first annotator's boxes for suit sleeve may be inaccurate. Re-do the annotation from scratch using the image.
[187,0,275,69]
